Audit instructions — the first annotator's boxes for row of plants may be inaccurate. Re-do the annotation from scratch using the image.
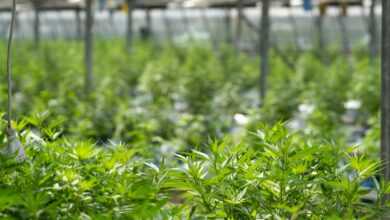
[1,119,388,219]
[0,39,384,218]
[0,40,380,149]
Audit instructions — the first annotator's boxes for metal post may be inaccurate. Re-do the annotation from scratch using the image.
[85,0,94,94]
[259,0,270,105]
[381,0,390,190]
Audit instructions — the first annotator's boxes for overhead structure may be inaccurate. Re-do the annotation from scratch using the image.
[0,0,368,12]
[137,0,172,9]
[0,0,30,11]
[108,0,173,10]
[0,0,84,11]
[33,0,83,11]
[178,0,257,8]
[318,0,363,6]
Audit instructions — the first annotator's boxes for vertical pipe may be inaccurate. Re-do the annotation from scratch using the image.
[288,7,301,53]
[259,0,270,105]
[338,0,350,57]
[7,0,16,148]
[147,9,151,33]
[85,0,94,94]
[316,14,325,53]
[369,0,378,59]
[126,0,134,51]
[76,8,82,40]
[6,0,24,160]
[142,8,152,40]
[316,1,328,60]
[14,11,19,38]
[33,6,40,46]
[381,0,390,190]
[109,7,116,36]
[224,8,232,45]
[235,0,243,49]
[337,14,351,56]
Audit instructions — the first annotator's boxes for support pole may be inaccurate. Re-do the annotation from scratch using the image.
[126,0,134,51]
[224,8,232,45]
[235,0,243,49]
[288,6,301,53]
[369,0,378,59]
[141,8,152,40]
[5,0,25,159]
[337,9,351,56]
[259,0,270,105]
[316,14,325,54]
[75,8,82,40]
[33,6,40,46]
[85,0,94,94]
[381,0,390,191]
[7,0,17,149]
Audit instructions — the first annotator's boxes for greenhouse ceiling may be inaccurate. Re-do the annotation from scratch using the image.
[0,0,369,11]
